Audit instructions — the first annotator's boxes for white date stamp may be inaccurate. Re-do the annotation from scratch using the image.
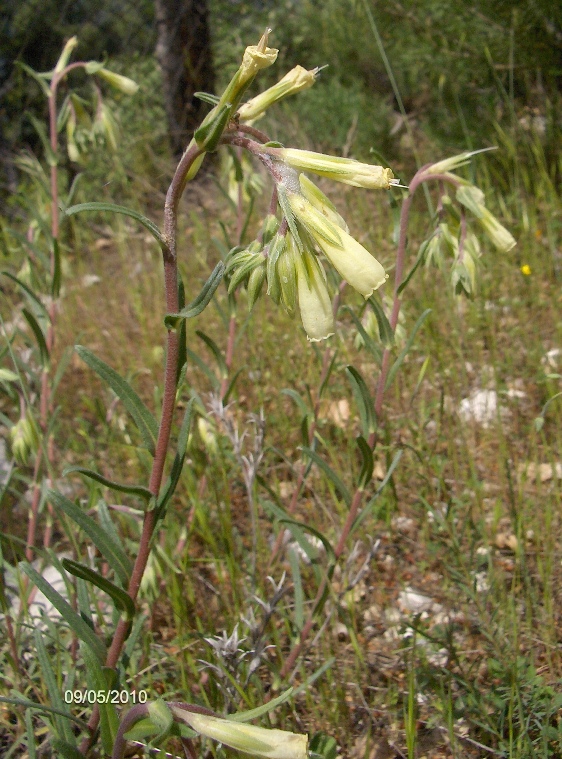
[64,689,148,705]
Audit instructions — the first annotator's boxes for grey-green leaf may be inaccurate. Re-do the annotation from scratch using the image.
[385,309,432,391]
[164,262,225,329]
[61,559,135,620]
[64,203,168,254]
[345,365,376,438]
[75,346,158,454]
[63,466,153,503]
[300,447,351,507]
[19,562,106,663]
[49,489,132,585]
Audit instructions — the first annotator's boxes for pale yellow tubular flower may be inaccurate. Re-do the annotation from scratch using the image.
[288,193,387,298]
[96,68,139,95]
[276,148,395,189]
[295,248,335,342]
[54,36,78,73]
[170,709,308,759]
[238,65,317,122]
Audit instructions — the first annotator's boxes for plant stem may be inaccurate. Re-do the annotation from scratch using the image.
[79,140,203,755]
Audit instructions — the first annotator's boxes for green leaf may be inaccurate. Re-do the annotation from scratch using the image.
[300,447,351,507]
[0,368,19,383]
[397,238,430,295]
[226,688,295,723]
[164,262,225,329]
[309,731,338,759]
[345,366,376,438]
[281,389,312,421]
[63,466,153,503]
[52,239,61,297]
[1,271,50,320]
[19,562,106,663]
[49,489,132,585]
[156,399,194,519]
[385,309,432,391]
[196,330,227,378]
[185,347,220,389]
[342,306,382,364]
[62,559,135,621]
[292,658,335,696]
[75,346,158,454]
[288,548,304,630]
[368,295,394,348]
[26,113,57,166]
[81,643,119,754]
[223,366,246,404]
[50,740,85,759]
[16,61,51,96]
[34,628,75,745]
[194,102,231,152]
[0,697,88,730]
[64,203,168,254]
[22,309,49,366]
[356,436,374,490]
[194,91,220,105]
[25,709,37,759]
[351,450,403,534]
[318,351,338,400]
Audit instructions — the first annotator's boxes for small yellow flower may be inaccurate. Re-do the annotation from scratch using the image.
[520,264,531,276]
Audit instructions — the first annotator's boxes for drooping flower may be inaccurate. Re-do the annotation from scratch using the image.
[286,191,387,298]
[295,246,335,342]
[456,186,516,253]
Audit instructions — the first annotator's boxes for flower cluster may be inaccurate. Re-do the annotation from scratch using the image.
[227,150,394,341]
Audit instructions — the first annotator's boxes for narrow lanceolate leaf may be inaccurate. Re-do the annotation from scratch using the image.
[16,61,51,96]
[19,562,106,663]
[345,366,376,438]
[164,262,225,329]
[1,271,50,320]
[397,238,430,296]
[22,308,49,366]
[49,489,132,585]
[368,296,394,349]
[50,739,84,759]
[156,399,194,519]
[351,450,403,534]
[63,466,153,503]
[61,559,135,620]
[384,309,432,391]
[81,643,119,754]
[25,709,37,759]
[75,346,158,454]
[342,306,382,365]
[52,239,61,298]
[196,330,227,378]
[300,447,351,507]
[34,628,76,745]
[356,436,374,490]
[64,203,168,254]
[226,688,295,723]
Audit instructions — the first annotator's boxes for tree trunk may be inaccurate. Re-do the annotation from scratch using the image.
[155,0,214,159]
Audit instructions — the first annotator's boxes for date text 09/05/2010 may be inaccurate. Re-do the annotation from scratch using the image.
[64,689,148,705]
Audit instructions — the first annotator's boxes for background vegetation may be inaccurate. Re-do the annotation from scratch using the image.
[1,1,561,757]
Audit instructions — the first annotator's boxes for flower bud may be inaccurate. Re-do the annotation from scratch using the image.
[198,417,218,457]
[170,707,308,759]
[272,148,395,189]
[456,186,516,253]
[299,174,348,232]
[96,68,139,95]
[10,411,39,466]
[247,263,266,311]
[54,36,78,74]
[238,65,317,122]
